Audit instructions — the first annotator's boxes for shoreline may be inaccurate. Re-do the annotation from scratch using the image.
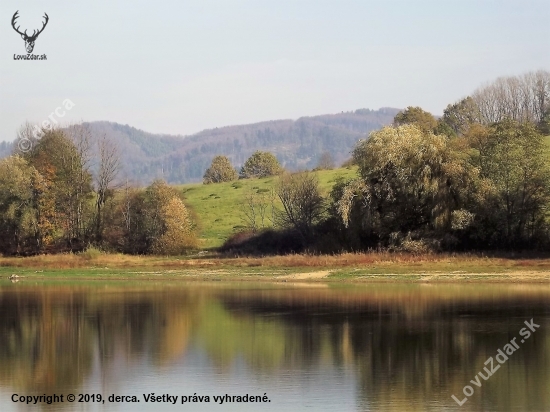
[2,252,550,283]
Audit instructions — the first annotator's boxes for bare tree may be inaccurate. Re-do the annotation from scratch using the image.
[276,171,325,239]
[95,135,120,241]
[473,70,550,125]
[532,70,550,123]
[316,152,335,170]
[121,179,133,233]
[241,190,271,232]
[13,122,39,155]
[66,123,94,241]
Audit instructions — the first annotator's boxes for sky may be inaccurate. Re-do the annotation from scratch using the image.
[1,0,549,141]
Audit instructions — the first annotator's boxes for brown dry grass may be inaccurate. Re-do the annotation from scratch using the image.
[0,253,214,270]
[2,251,550,273]
[222,252,550,273]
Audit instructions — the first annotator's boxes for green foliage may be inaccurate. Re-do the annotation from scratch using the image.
[393,106,438,134]
[0,156,42,254]
[434,120,455,137]
[440,96,481,136]
[203,155,238,184]
[466,120,550,246]
[0,129,97,253]
[538,108,550,135]
[4,71,547,256]
[336,118,550,250]
[106,180,197,255]
[240,151,283,179]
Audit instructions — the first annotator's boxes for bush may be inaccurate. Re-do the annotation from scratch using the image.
[240,151,282,179]
[106,180,199,255]
[150,193,198,255]
[387,232,439,254]
[276,171,325,239]
[79,245,103,260]
[203,156,238,184]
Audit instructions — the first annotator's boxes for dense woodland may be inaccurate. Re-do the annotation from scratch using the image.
[0,70,549,256]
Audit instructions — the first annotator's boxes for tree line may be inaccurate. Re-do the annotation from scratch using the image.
[0,124,197,255]
[221,70,550,253]
[2,69,548,256]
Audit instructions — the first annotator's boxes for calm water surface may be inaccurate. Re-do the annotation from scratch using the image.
[0,281,548,411]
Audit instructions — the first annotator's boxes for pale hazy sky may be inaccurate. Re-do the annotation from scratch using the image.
[1,0,549,141]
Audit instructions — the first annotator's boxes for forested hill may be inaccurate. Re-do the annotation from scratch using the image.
[1,108,399,184]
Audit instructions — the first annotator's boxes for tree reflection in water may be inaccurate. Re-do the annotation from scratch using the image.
[0,283,548,411]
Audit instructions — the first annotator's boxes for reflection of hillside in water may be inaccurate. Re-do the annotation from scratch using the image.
[0,283,548,411]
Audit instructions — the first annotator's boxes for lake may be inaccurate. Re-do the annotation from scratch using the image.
[0,281,548,411]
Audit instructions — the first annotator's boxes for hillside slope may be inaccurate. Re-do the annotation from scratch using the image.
[1,108,397,184]
[179,167,357,249]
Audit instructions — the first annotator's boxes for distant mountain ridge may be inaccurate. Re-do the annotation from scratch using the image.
[0,108,399,184]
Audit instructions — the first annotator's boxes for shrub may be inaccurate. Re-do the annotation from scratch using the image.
[203,156,238,184]
[151,195,198,255]
[240,151,282,179]
[276,171,325,239]
[79,245,102,260]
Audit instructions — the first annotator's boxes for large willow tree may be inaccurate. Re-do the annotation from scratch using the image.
[338,124,479,244]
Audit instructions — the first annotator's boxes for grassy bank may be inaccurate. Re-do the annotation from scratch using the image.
[2,252,550,283]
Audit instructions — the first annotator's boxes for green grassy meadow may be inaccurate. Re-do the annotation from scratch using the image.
[178,167,357,248]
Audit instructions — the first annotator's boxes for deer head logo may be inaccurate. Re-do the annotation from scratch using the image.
[11,11,49,54]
